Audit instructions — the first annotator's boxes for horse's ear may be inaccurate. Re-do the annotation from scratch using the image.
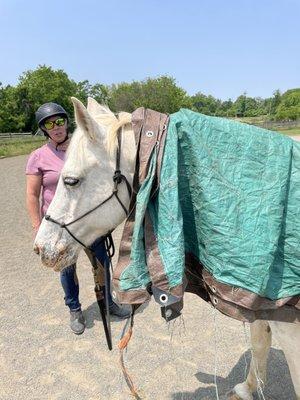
[71,97,101,141]
[87,97,114,118]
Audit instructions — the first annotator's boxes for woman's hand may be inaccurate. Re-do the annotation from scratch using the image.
[26,175,42,240]
[32,223,40,238]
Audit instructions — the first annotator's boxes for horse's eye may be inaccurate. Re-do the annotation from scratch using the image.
[64,177,80,186]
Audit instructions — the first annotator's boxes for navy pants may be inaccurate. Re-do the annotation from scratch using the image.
[60,238,113,311]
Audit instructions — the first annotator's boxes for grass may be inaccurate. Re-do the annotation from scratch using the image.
[275,127,300,136]
[0,136,46,158]
[234,115,270,124]
[233,116,300,136]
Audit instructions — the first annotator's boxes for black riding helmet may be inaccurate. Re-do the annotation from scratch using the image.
[35,102,69,147]
[35,102,68,128]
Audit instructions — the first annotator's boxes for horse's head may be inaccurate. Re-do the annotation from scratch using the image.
[34,97,136,271]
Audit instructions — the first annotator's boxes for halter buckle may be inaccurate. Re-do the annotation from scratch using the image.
[113,170,122,184]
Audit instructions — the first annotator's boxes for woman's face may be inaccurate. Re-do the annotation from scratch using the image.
[43,115,68,143]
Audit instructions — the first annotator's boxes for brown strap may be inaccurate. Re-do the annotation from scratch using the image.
[113,108,169,303]
[84,248,105,287]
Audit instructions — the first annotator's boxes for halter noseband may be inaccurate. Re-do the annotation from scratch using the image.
[44,128,132,250]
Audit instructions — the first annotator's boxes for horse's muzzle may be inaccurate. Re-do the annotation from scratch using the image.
[35,241,78,271]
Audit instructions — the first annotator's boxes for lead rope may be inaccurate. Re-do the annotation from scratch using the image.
[118,305,142,399]
[104,230,142,397]
[114,132,141,398]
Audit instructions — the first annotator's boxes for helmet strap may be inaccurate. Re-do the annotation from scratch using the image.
[54,134,69,151]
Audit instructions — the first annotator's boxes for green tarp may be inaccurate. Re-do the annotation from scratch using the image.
[119,109,300,301]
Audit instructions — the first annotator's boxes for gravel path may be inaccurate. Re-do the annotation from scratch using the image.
[0,155,296,400]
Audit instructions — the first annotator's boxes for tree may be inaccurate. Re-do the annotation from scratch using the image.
[275,89,300,120]
[190,92,222,115]
[16,65,78,131]
[109,76,191,114]
[234,94,247,117]
[75,80,109,105]
[217,99,234,117]
[269,90,281,116]
[0,66,110,132]
[1,64,300,131]
[0,84,27,132]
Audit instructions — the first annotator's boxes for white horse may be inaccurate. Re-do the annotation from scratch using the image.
[35,97,300,400]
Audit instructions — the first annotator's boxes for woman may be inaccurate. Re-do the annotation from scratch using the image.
[26,102,129,335]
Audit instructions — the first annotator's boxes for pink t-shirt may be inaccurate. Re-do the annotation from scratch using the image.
[26,143,66,215]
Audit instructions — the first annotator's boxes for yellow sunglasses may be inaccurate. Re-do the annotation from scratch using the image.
[44,117,66,130]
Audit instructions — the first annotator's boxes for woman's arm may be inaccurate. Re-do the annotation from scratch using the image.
[26,174,42,234]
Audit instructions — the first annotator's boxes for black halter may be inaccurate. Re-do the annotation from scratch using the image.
[44,129,132,250]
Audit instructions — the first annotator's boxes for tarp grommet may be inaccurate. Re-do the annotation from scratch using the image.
[159,294,168,303]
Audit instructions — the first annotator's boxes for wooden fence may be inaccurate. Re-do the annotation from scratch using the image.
[0,132,34,140]
[256,120,300,130]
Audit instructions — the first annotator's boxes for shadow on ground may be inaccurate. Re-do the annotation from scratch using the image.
[83,301,132,329]
[171,348,296,400]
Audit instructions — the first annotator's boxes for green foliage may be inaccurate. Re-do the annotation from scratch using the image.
[75,80,109,105]
[108,76,191,114]
[190,92,222,115]
[0,65,79,133]
[276,105,300,121]
[228,93,271,118]
[0,65,299,133]
[190,92,273,118]
[275,89,300,120]
[17,65,78,131]
[269,90,282,115]
[0,84,27,132]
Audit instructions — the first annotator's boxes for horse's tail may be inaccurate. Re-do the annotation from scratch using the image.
[107,112,132,155]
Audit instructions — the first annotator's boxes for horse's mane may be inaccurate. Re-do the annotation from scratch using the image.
[66,106,133,175]
[92,110,132,155]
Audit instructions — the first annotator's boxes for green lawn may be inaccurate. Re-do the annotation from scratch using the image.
[0,137,46,158]
[276,127,300,136]
[235,116,270,124]
[234,116,300,136]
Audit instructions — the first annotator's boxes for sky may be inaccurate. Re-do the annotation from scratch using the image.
[0,0,299,100]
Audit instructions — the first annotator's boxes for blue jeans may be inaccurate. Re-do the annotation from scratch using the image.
[60,238,113,311]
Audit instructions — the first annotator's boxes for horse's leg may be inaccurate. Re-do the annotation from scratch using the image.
[269,320,300,400]
[228,320,271,400]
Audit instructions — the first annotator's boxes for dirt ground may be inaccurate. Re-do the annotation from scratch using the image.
[0,155,297,400]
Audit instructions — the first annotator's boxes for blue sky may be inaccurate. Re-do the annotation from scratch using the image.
[0,0,299,100]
